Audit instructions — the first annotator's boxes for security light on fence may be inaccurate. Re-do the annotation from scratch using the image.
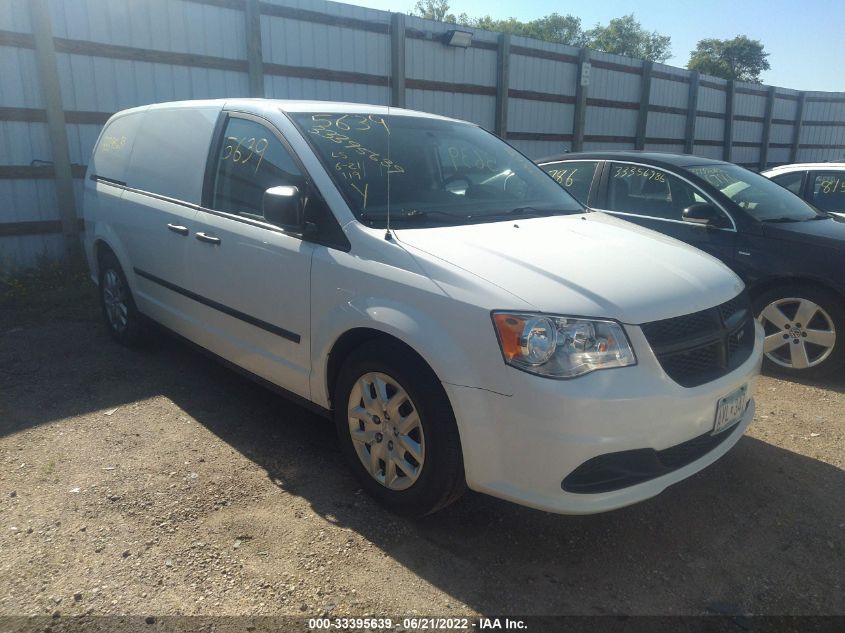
[443,29,472,48]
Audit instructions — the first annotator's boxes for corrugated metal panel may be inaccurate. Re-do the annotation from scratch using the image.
[772,94,798,120]
[0,47,43,108]
[589,68,640,102]
[509,140,568,160]
[508,101,573,135]
[769,123,794,145]
[732,146,760,165]
[693,145,723,160]
[733,93,766,117]
[262,13,389,75]
[734,120,764,143]
[405,89,494,130]
[584,140,636,151]
[649,77,688,108]
[265,76,388,106]
[695,116,724,142]
[647,112,685,140]
[405,39,496,86]
[698,86,726,113]
[585,106,637,136]
[48,0,247,59]
[509,55,575,95]
[0,0,32,32]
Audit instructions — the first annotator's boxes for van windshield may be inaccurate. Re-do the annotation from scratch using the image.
[289,112,582,227]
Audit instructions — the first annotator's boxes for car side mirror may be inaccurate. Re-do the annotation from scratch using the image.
[682,203,725,228]
[262,186,304,231]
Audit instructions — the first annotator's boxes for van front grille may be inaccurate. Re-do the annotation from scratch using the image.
[641,292,754,388]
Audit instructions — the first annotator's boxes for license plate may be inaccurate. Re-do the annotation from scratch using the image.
[713,384,748,435]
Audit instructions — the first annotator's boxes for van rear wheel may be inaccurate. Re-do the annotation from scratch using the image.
[98,252,144,346]
[334,339,465,517]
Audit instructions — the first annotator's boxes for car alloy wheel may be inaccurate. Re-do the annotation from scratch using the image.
[102,268,129,334]
[758,297,836,370]
[346,371,426,491]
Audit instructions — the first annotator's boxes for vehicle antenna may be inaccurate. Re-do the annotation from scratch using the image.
[385,17,393,241]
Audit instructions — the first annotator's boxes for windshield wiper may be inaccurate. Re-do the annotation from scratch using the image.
[761,217,802,223]
[467,207,578,220]
[359,210,467,225]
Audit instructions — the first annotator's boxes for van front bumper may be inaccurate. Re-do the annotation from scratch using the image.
[444,322,763,514]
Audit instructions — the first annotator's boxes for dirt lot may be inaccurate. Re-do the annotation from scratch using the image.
[1,286,843,619]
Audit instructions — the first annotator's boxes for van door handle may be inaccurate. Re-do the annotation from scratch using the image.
[195,232,221,245]
[167,223,189,236]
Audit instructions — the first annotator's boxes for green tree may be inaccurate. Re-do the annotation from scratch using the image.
[411,0,456,23]
[584,14,671,63]
[687,36,770,82]
[461,13,585,46]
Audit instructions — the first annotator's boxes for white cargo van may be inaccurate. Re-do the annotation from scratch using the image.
[84,100,763,516]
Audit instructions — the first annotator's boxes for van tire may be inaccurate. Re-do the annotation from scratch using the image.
[333,339,466,517]
[98,252,144,347]
[753,284,845,379]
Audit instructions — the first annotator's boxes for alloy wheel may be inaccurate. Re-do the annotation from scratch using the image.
[102,268,129,333]
[758,297,836,370]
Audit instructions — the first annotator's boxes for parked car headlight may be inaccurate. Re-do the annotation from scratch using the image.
[492,312,636,378]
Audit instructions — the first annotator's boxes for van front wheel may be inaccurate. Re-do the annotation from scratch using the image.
[334,339,465,517]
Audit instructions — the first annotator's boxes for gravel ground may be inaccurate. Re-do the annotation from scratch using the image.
[0,286,843,619]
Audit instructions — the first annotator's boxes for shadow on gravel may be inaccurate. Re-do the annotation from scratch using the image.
[1,297,844,615]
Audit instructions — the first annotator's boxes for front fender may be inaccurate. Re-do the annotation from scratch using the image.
[309,294,512,410]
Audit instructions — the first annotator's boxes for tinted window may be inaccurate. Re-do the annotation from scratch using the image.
[770,171,805,195]
[605,163,720,222]
[539,161,598,204]
[289,112,582,228]
[810,172,845,212]
[689,163,822,222]
[211,117,305,221]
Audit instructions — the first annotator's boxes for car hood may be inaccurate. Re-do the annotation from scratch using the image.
[762,217,845,251]
[394,212,744,324]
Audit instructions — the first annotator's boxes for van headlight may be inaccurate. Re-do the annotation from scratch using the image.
[492,312,636,378]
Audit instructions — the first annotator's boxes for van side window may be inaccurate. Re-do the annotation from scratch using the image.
[211,117,306,222]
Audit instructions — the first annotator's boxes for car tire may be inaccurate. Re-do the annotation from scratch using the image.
[98,251,145,347]
[333,338,466,517]
[754,284,845,379]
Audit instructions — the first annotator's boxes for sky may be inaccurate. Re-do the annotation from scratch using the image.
[346,0,844,92]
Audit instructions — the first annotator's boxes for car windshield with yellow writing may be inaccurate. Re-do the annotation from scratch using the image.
[289,112,582,228]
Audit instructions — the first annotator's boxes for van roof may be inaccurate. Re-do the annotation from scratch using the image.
[131,98,466,124]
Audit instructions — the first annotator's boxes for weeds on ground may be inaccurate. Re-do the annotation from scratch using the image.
[0,255,96,328]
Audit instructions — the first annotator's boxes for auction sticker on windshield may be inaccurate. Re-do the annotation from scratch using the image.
[713,384,748,435]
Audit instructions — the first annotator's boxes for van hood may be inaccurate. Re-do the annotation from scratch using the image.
[394,212,744,325]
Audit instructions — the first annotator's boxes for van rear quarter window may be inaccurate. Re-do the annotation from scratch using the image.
[91,113,144,184]
[125,106,219,204]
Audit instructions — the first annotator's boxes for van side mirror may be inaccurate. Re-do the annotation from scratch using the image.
[262,186,304,231]
[682,203,725,228]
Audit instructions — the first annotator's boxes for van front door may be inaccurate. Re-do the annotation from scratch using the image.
[187,113,314,399]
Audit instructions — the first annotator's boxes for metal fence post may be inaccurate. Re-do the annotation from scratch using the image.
[684,71,699,154]
[759,85,776,170]
[635,60,652,150]
[245,0,264,98]
[29,0,81,268]
[723,80,735,162]
[494,33,510,138]
[790,91,806,163]
[572,48,591,152]
[390,13,406,108]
